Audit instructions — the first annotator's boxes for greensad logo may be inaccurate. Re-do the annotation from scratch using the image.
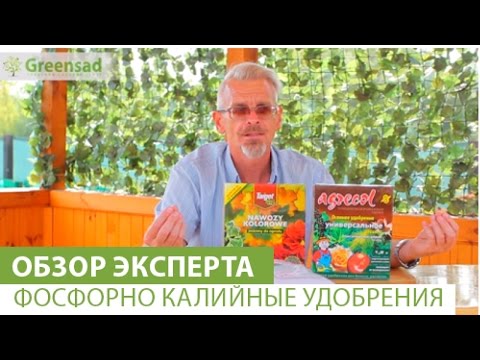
[0,53,114,80]
[25,57,103,74]
[2,56,21,77]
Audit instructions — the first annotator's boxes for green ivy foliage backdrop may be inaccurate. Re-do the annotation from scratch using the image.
[26,48,478,216]
[64,48,224,196]
[261,48,478,216]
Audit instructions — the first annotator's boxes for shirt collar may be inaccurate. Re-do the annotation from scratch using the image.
[224,143,279,184]
[270,145,279,183]
[224,144,240,183]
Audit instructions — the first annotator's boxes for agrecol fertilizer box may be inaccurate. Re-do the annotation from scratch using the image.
[312,184,393,279]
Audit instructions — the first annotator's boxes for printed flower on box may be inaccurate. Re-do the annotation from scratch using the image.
[224,183,306,264]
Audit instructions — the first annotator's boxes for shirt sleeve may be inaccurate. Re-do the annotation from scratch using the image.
[323,169,335,184]
[154,164,200,243]
[314,161,335,185]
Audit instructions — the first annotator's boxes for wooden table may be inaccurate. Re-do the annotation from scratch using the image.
[332,265,478,315]
[408,265,478,315]
[275,263,478,315]
[274,264,416,284]
[333,268,416,284]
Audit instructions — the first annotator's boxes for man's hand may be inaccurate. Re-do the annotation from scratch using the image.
[403,209,459,260]
[143,205,186,247]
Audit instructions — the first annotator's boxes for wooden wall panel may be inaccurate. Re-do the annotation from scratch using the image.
[94,212,107,247]
[50,191,158,247]
[84,210,97,247]
[106,213,120,247]
[118,214,131,247]
[131,215,146,247]
[52,208,66,247]
[2,191,477,265]
[0,209,5,246]
[393,214,478,265]
[43,208,53,246]
[72,209,85,247]
[0,207,48,246]
[50,190,159,216]
[0,190,49,208]
[5,208,15,245]
[143,215,153,238]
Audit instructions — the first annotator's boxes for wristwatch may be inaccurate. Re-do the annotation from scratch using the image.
[394,239,421,269]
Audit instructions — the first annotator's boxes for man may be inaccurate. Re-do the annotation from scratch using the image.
[144,62,459,269]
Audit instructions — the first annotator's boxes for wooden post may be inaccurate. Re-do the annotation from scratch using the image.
[3,135,13,179]
[227,48,258,69]
[41,48,68,190]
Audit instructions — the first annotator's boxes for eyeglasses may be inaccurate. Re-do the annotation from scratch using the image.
[218,105,278,121]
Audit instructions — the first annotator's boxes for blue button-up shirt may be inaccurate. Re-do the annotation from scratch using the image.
[155,141,334,247]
